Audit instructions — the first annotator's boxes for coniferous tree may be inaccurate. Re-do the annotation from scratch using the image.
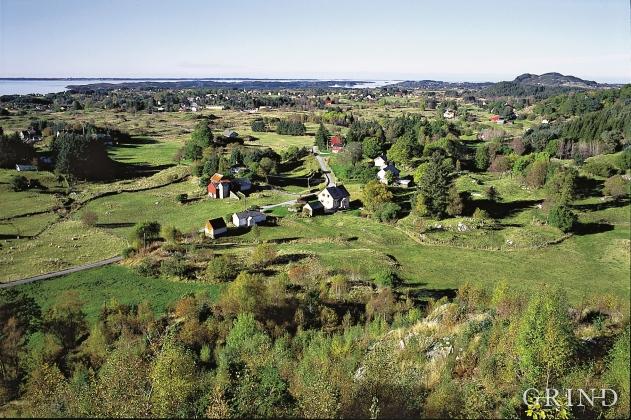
[314,123,329,151]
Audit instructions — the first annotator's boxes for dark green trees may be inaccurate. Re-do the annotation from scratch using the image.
[314,123,329,150]
[417,154,453,219]
[184,119,213,160]
[0,133,35,168]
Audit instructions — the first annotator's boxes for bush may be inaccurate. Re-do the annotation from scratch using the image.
[251,243,278,268]
[373,268,402,288]
[160,257,193,279]
[175,193,187,204]
[603,175,629,199]
[80,210,98,227]
[131,221,161,247]
[583,159,618,178]
[121,246,135,258]
[10,175,29,192]
[472,208,490,221]
[204,255,239,282]
[251,119,266,132]
[548,205,577,232]
[136,258,160,277]
[161,225,181,243]
[617,148,631,170]
[373,202,401,222]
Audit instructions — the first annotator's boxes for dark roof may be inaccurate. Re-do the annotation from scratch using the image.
[305,200,324,210]
[207,217,227,230]
[233,210,265,219]
[324,185,350,200]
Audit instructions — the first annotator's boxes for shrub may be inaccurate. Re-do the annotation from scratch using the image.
[204,255,239,282]
[10,175,29,192]
[373,268,402,288]
[447,185,464,216]
[136,258,160,277]
[161,225,181,243]
[583,159,618,178]
[251,119,266,132]
[121,246,135,258]
[80,210,98,227]
[251,243,277,268]
[548,205,577,232]
[131,221,161,247]
[160,257,193,279]
[603,175,629,199]
[373,202,401,222]
[617,148,631,170]
[175,193,187,204]
[472,208,489,221]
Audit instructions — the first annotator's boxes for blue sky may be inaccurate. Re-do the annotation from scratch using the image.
[0,0,628,82]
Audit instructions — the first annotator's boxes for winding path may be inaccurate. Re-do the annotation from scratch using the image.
[0,256,122,289]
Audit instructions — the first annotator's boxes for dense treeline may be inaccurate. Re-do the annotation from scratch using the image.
[51,132,115,179]
[0,133,35,168]
[0,274,628,418]
[276,119,306,136]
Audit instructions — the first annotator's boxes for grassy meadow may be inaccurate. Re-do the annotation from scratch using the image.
[1,103,629,318]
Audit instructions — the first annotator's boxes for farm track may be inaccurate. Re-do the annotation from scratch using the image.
[0,256,123,288]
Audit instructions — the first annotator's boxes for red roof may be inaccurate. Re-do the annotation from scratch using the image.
[330,135,343,146]
[490,115,500,121]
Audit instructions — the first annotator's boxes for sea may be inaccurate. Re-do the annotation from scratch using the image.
[0,79,402,96]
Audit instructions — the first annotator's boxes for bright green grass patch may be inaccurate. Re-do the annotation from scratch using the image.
[241,130,314,152]
[15,264,220,322]
[108,137,181,166]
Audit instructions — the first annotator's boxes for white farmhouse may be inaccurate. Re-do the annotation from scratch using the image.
[317,185,350,212]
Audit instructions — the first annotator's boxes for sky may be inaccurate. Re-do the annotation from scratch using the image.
[0,0,629,82]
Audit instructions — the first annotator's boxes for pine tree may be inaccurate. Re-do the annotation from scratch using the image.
[417,154,453,219]
[315,123,329,151]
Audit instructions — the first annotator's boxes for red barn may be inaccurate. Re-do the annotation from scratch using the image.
[490,114,500,122]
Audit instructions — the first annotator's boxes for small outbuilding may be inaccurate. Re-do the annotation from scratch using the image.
[204,218,228,238]
[302,200,324,217]
[232,210,266,228]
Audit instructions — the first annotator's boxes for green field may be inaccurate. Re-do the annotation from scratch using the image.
[15,264,220,322]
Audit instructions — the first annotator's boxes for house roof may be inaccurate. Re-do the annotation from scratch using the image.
[330,135,343,146]
[210,173,224,183]
[223,129,238,137]
[380,164,400,174]
[305,200,324,210]
[233,210,266,219]
[323,185,350,200]
[206,218,227,230]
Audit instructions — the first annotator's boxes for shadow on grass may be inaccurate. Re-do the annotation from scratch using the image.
[571,198,629,212]
[465,198,542,219]
[573,222,614,236]
[95,222,135,229]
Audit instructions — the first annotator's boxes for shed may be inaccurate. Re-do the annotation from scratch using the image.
[303,200,324,217]
[204,218,227,238]
[232,210,266,227]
